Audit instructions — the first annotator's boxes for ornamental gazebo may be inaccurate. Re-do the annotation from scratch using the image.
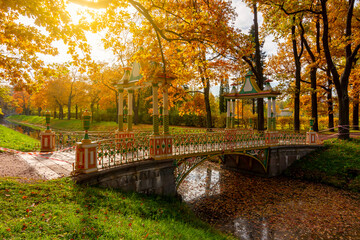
[223,71,281,131]
[115,62,176,159]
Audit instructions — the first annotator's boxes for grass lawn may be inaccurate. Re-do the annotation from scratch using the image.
[0,178,232,239]
[0,125,39,152]
[6,115,206,133]
[285,138,360,192]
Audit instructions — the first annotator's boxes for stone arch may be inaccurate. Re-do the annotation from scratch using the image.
[174,148,269,188]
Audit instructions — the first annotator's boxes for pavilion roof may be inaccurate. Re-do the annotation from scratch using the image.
[223,71,281,99]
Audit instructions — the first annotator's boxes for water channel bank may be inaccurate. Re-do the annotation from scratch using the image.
[0,118,41,140]
[178,161,360,239]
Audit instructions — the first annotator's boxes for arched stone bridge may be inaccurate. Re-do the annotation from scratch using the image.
[72,129,321,195]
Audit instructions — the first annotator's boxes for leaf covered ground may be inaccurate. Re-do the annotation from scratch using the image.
[178,161,360,239]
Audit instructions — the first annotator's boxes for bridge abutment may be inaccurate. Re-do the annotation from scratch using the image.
[74,158,177,196]
[223,145,322,177]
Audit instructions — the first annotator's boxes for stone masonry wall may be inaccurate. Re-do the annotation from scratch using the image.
[73,159,176,196]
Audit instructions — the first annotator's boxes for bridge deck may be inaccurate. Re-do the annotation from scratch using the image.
[17,130,313,178]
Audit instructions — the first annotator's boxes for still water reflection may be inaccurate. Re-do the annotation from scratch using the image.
[177,161,360,239]
[0,119,41,140]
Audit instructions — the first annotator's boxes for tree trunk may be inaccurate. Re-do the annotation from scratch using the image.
[204,78,213,129]
[97,103,100,121]
[353,91,359,130]
[310,68,318,132]
[219,83,226,113]
[75,104,78,119]
[253,3,264,131]
[327,69,334,132]
[252,99,255,114]
[59,104,63,119]
[54,107,57,118]
[38,107,41,116]
[90,103,94,123]
[292,22,302,132]
[320,0,358,140]
[338,90,350,140]
[300,19,320,132]
[67,96,72,120]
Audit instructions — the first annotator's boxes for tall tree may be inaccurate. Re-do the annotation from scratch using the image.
[253,3,265,131]
[219,82,226,114]
[299,17,322,132]
[320,0,360,139]
[1,0,89,88]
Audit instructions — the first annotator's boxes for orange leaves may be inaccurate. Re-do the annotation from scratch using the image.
[1,0,90,88]
[178,161,360,238]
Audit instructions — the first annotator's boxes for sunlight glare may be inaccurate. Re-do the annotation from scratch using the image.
[66,2,100,24]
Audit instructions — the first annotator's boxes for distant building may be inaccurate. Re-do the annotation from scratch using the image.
[278,108,292,117]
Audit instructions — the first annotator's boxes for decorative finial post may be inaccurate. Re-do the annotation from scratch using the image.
[309,118,314,131]
[40,110,56,152]
[306,118,319,144]
[45,110,51,132]
[75,109,97,174]
[82,109,91,144]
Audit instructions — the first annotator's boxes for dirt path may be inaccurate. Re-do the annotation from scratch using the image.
[0,152,44,181]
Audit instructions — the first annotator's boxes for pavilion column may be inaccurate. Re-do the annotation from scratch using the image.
[152,83,160,135]
[232,100,236,128]
[226,100,230,128]
[163,85,169,135]
[127,89,134,132]
[272,97,276,131]
[118,89,124,131]
[267,97,272,131]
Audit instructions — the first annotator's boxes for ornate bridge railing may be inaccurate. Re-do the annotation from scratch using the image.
[53,130,153,151]
[96,136,150,169]
[92,130,308,171]
[172,130,306,157]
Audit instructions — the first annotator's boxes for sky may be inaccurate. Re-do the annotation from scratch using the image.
[39,1,278,96]
[43,1,277,63]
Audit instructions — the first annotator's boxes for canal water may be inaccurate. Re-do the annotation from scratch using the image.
[0,119,41,140]
[177,161,360,239]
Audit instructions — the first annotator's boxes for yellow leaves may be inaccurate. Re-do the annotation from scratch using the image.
[0,0,92,89]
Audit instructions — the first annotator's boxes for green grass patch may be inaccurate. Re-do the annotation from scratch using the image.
[6,115,206,133]
[285,138,360,192]
[0,125,39,152]
[6,115,45,126]
[0,178,232,239]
